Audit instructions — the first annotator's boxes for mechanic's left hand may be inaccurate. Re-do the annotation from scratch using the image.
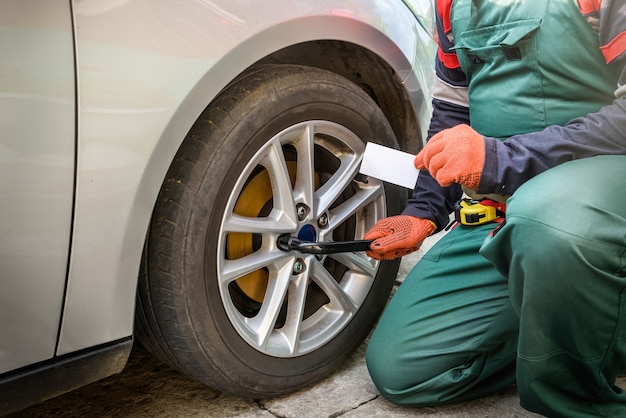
[414,124,485,190]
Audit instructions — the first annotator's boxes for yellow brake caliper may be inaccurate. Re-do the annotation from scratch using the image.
[229,162,298,303]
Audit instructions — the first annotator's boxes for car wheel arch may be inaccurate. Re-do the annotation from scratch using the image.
[127,21,432,341]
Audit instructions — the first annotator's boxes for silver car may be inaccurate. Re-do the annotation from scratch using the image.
[0,0,436,413]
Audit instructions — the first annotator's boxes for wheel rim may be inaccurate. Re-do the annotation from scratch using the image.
[218,121,386,357]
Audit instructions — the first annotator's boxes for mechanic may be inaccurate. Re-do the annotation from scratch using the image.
[364,1,626,416]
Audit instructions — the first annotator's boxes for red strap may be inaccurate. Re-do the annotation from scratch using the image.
[601,31,626,63]
[436,0,460,69]
[577,0,601,14]
[479,198,506,214]
[436,0,454,34]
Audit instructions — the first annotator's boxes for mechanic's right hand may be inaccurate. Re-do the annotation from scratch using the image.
[364,215,436,260]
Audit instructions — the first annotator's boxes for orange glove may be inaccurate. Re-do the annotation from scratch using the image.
[414,124,485,190]
[364,215,436,260]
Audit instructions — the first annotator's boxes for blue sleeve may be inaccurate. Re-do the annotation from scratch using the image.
[402,98,468,229]
[479,99,626,195]
[401,4,469,230]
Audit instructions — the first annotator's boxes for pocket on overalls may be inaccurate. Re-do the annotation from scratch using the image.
[452,19,544,138]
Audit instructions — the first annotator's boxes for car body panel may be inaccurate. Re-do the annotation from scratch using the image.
[0,0,75,373]
[58,0,436,354]
[403,0,436,36]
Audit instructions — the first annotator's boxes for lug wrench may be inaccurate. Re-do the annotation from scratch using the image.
[276,234,373,255]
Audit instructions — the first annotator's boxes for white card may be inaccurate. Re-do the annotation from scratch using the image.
[359,142,419,189]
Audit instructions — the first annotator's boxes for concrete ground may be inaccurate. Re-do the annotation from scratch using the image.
[8,231,549,418]
[9,342,536,418]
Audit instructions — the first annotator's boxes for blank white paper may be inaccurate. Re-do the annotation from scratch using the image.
[359,142,420,189]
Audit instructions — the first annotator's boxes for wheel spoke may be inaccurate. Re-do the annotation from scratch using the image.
[329,251,377,277]
[223,213,296,234]
[244,264,293,347]
[289,122,316,209]
[274,271,309,355]
[221,249,292,284]
[311,258,359,314]
[263,137,298,220]
[325,182,384,230]
[314,153,361,216]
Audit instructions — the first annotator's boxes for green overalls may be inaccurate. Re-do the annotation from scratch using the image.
[366,1,626,416]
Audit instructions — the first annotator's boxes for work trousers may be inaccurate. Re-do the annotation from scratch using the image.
[366,156,626,417]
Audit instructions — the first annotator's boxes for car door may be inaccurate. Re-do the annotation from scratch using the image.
[0,0,76,373]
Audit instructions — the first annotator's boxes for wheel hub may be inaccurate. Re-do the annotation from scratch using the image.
[297,224,317,242]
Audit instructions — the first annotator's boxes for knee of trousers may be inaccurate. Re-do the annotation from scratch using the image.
[365,338,416,404]
[506,161,585,231]
[500,173,574,266]
[366,341,517,406]
[504,156,626,255]
[365,338,439,405]
[365,335,493,406]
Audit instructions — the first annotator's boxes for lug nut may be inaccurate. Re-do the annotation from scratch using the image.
[297,204,308,221]
[317,213,329,228]
[292,259,305,275]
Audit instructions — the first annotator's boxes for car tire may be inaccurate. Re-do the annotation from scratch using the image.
[135,64,406,397]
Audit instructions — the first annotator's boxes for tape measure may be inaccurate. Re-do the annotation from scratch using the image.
[454,198,506,226]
